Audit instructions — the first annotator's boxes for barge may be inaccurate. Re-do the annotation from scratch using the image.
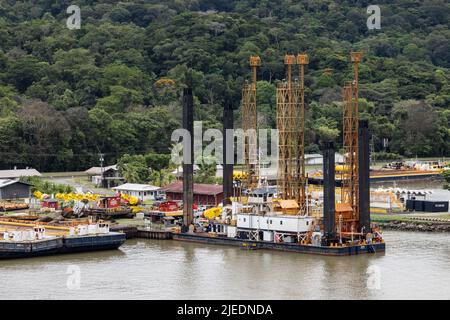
[172,232,385,256]
[0,223,126,259]
[170,57,387,258]
[309,170,442,185]
[0,237,62,259]
[369,170,442,181]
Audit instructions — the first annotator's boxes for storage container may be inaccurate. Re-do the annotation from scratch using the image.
[423,201,449,212]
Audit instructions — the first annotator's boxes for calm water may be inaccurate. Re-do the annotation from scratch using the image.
[1,178,449,300]
[0,231,449,300]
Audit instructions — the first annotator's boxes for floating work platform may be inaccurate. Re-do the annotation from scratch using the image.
[110,225,138,239]
[0,237,62,259]
[0,221,126,259]
[310,170,442,185]
[370,170,442,181]
[172,232,385,256]
[88,208,132,219]
[0,233,125,259]
[60,233,126,254]
[109,225,173,239]
[137,228,172,240]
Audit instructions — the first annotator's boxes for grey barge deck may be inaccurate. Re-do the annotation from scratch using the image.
[0,232,126,259]
[0,237,62,259]
[172,232,386,256]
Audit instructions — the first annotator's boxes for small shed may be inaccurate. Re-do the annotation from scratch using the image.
[335,203,354,220]
[277,199,300,214]
[0,179,32,200]
[161,182,223,206]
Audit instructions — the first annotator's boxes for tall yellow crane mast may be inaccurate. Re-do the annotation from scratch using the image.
[296,54,308,214]
[341,83,357,207]
[277,54,296,200]
[350,52,362,223]
[242,55,260,190]
[341,52,363,232]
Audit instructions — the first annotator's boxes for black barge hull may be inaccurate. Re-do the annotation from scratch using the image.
[0,233,126,259]
[62,233,126,253]
[172,233,385,256]
[0,238,62,259]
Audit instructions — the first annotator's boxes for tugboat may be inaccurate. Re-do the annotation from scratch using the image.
[88,196,132,219]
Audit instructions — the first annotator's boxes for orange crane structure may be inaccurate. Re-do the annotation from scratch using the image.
[277,53,308,214]
[296,54,309,214]
[277,54,296,200]
[340,52,363,233]
[242,56,260,190]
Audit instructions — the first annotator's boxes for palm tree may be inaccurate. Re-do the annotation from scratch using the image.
[150,169,176,187]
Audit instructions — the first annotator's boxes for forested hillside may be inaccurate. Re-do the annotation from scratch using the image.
[0,0,449,172]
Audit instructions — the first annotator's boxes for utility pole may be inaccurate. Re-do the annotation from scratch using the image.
[99,153,105,188]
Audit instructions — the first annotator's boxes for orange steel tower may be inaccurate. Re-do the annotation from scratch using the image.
[341,52,363,231]
[242,55,260,189]
[277,54,297,200]
[296,53,308,214]
[350,51,362,224]
[341,83,356,209]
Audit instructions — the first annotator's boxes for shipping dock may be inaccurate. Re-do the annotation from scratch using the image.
[310,170,443,184]
[0,220,125,259]
[369,169,443,181]
[171,53,386,256]
[309,165,445,185]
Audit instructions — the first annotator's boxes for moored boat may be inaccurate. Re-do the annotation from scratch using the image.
[0,222,125,259]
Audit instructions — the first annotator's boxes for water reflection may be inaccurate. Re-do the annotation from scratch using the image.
[0,231,449,300]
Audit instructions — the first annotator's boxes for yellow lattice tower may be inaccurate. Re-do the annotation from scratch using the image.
[350,52,362,223]
[342,83,355,208]
[277,80,288,199]
[277,54,297,200]
[286,55,296,201]
[341,83,358,232]
[242,56,260,190]
[340,52,363,232]
[296,53,308,214]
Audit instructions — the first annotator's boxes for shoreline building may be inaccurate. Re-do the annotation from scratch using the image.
[113,183,162,202]
[85,165,124,188]
[0,179,32,200]
[161,182,223,206]
[0,168,41,180]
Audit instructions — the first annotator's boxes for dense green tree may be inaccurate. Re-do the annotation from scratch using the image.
[443,170,450,190]
[0,0,448,173]
[149,169,176,187]
[117,154,150,183]
[194,161,218,184]
[145,153,172,171]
